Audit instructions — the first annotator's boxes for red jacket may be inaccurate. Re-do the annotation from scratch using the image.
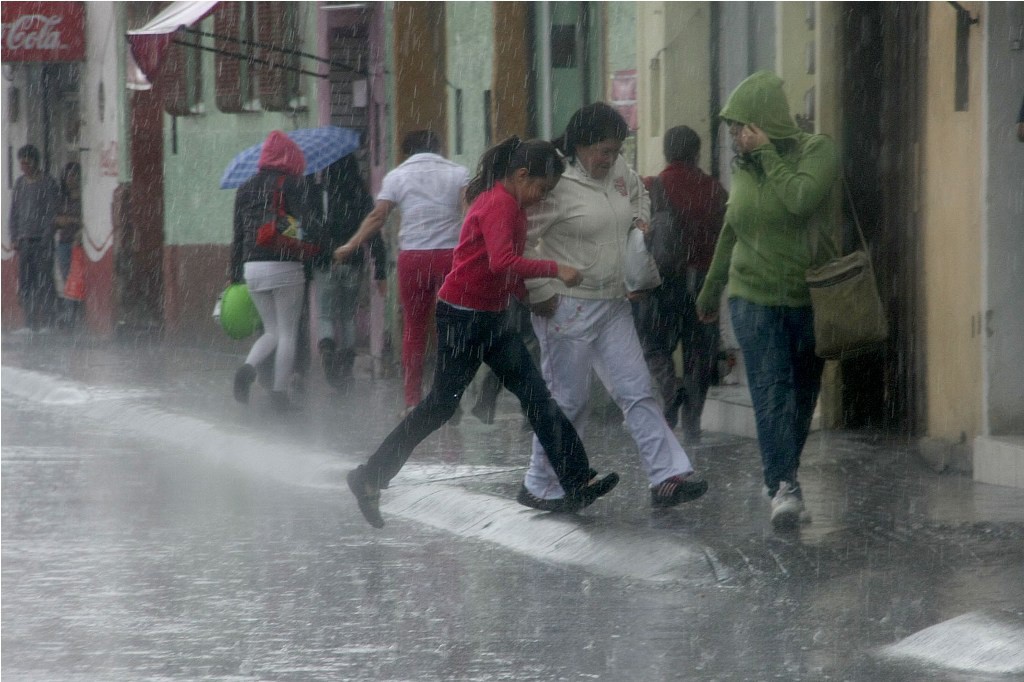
[657,161,727,273]
[439,183,558,312]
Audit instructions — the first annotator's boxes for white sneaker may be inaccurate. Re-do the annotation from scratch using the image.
[770,481,805,529]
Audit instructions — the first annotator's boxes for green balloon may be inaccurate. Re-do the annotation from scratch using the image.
[220,284,260,339]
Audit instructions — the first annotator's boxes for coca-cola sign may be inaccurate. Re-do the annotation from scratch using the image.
[2,2,85,62]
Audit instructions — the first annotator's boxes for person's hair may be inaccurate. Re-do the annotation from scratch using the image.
[401,130,441,156]
[60,162,81,195]
[324,154,364,194]
[553,102,629,158]
[664,126,701,164]
[17,144,40,164]
[465,136,565,205]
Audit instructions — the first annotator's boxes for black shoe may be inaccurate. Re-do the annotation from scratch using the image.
[347,466,385,528]
[650,473,708,508]
[338,350,355,382]
[233,364,257,404]
[516,486,573,513]
[566,472,620,510]
[269,390,294,413]
[516,469,616,513]
[319,339,342,387]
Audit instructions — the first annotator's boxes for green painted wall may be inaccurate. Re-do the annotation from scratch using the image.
[605,2,636,79]
[446,2,493,171]
[161,5,319,247]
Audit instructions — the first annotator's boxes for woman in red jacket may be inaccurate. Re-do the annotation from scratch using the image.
[344,137,619,528]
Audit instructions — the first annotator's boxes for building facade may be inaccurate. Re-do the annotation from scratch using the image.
[634,1,1024,486]
[3,1,1020,486]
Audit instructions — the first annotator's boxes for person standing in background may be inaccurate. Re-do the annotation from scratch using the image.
[8,144,60,333]
[310,155,387,387]
[54,161,84,329]
[334,131,469,416]
[633,126,727,444]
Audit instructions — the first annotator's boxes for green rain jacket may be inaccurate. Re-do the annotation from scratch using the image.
[696,71,838,313]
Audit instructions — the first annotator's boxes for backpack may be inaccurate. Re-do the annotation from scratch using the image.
[647,177,687,278]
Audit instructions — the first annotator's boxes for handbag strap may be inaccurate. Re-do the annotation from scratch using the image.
[843,173,871,255]
[809,170,872,265]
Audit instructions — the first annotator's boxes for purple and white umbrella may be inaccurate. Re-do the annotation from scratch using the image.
[219,126,362,189]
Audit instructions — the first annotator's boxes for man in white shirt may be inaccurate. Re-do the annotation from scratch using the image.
[333,131,469,412]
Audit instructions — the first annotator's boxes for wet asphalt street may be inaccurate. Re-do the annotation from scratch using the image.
[2,334,1023,681]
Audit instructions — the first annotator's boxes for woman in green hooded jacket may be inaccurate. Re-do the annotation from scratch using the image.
[696,71,837,529]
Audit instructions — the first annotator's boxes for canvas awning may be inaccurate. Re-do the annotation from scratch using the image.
[125,0,366,89]
[126,1,219,84]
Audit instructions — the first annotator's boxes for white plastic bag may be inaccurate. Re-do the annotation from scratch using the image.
[212,291,223,323]
[623,227,662,292]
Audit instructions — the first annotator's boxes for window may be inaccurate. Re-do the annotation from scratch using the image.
[161,33,203,116]
[213,1,305,113]
[256,2,302,112]
[214,2,257,113]
[551,25,577,68]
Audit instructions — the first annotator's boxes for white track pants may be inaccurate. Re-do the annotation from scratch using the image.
[525,296,694,499]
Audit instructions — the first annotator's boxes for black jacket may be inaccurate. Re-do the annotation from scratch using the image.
[229,170,309,283]
[308,157,387,279]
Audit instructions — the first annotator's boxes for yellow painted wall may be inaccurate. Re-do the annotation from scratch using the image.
[776,2,816,126]
[920,3,984,442]
[635,2,712,176]
[394,3,448,156]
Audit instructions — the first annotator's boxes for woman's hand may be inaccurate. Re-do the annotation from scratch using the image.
[530,296,559,318]
[736,123,770,154]
[697,306,719,324]
[333,242,357,263]
[631,218,650,238]
[626,289,650,302]
[557,264,581,287]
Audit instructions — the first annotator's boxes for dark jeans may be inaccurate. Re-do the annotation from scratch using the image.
[632,271,719,433]
[729,297,824,495]
[363,301,592,492]
[472,298,538,420]
[16,239,56,329]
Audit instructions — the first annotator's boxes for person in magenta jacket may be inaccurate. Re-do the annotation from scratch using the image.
[344,136,619,529]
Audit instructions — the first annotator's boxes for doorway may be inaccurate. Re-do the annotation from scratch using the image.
[838,2,924,435]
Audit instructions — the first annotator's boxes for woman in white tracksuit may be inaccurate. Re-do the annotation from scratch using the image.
[523,103,709,509]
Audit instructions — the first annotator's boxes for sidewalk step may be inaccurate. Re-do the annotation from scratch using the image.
[701,384,821,440]
[974,435,1024,489]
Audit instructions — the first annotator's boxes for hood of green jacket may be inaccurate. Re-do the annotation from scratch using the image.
[720,71,802,140]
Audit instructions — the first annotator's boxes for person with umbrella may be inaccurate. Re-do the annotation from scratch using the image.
[333,130,470,416]
[308,154,387,387]
[229,130,320,410]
